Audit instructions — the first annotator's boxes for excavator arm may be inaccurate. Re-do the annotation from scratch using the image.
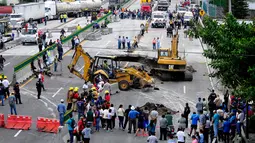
[67,45,93,81]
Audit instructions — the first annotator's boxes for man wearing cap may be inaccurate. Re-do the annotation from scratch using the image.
[13,82,22,104]
[2,76,10,98]
[128,106,139,133]
[57,99,66,126]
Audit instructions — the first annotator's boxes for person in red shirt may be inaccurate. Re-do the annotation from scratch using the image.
[105,90,110,102]
[77,116,85,142]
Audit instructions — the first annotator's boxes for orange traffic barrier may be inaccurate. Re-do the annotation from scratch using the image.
[0,114,4,127]
[5,115,32,130]
[37,117,60,133]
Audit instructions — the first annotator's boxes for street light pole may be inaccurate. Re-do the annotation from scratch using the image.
[228,0,231,13]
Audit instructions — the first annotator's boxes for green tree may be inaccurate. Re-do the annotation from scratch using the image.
[0,0,7,6]
[232,0,249,19]
[196,14,255,100]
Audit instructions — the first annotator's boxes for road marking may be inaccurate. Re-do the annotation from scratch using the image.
[20,77,35,88]
[4,62,10,66]
[28,50,35,55]
[105,41,111,46]
[14,130,22,137]
[183,85,186,94]
[78,66,84,72]
[52,87,63,98]
[96,51,100,55]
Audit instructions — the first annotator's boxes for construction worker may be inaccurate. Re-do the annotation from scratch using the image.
[57,99,66,126]
[60,14,63,23]
[105,90,110,102]
[76,24,81,31]
[145,22,149,33]
[67,87,74,110]
[63,13,67,23]
[72,87,79,112]
[92,87,99,101]
[2,76,9,99]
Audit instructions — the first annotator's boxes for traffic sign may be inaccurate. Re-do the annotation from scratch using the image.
[199,10,205,16]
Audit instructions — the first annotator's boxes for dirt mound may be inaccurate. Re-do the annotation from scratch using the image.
[140,102,178,115]
[186,65,197,73]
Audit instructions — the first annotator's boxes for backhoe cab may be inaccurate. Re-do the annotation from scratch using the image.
[151,33,193,81]
[68,45,154,91]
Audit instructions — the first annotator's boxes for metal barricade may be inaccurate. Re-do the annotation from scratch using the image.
[85,30,102,41]
[101,28,113,35]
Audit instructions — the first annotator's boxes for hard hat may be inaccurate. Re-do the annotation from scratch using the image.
[0,76,2,79]
[74,87,79,92]
[69,87,74,90]
[60,99,64,103]
[91,87,96,91]
[105,90,109,94]
[4,76,7,79]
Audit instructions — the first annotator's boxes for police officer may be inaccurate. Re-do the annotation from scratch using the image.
[36,79,43,99]
[60,14,63,23]
[13,82,22,104]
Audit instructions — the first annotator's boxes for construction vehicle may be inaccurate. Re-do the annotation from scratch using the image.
[149,32,193,81]
[140,0,152,14]
[68,45,155,91]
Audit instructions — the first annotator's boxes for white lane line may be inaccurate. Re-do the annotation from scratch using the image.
[183,85,186,94]
[124,62,129,67]
[14,130,22,137]
[28,50,35,55]
[96,51,100,55]
[78,66,84,72]
[4,62,10,66]
[105,41,111,46]
[52,87,64,98]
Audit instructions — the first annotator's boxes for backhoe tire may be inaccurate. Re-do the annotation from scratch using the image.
[119,80,129,91]
[184,71,193,81]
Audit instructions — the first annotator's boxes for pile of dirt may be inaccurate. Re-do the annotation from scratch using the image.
[186,65,197,73]
[140,102,178,115]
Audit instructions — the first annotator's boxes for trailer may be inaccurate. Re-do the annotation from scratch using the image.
[45,0,102,20]
[13,2,45,23]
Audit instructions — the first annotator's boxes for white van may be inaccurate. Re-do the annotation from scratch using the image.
[184,12,193,22]
[20,28,38,45]
[151,11,167,28]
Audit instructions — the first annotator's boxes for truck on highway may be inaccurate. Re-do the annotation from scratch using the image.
[45,0,102,20]
[151,11,167,28]
[140,0,152,14]
[12,2,45,24]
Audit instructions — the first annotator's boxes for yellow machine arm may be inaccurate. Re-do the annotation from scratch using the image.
[67,45,93,81]
[171,32,179,59]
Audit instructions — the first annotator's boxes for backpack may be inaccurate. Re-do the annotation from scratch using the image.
[70,118,76,129]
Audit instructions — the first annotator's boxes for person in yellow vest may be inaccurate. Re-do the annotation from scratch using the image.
[145,22,149,33]
[76,24,81,30]
[63,13,67,23]
[60,14,63,23]
[67,87,73,110]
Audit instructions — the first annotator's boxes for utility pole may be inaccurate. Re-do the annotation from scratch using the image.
[228,0,231,13]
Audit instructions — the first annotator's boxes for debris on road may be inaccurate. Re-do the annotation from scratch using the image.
[186,65,197,73]
[140,102,179,115]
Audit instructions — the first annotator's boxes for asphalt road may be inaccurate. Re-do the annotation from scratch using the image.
[0,0,214,142]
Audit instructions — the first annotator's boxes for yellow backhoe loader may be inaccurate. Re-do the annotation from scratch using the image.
[67,45,155,91]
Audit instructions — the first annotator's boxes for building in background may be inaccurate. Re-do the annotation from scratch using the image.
[248,2,255,18]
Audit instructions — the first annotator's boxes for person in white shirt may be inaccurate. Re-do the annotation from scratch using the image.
[2,76,9,98]
[99,107,104,127]
[147,132,158,143]
[150,107,159,124]
[102,108,109,129]
[117,104,125,130]
[82,81,88,91]
[176,128,185,143]
[110,104,116,128]
[103,80,111,95]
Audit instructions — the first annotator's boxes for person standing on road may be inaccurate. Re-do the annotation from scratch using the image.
[165,111,173,127]
[36,79,43,99]
[66,114,76,143]
[133,36,138,48]
[106,108,113,132]
[2,76,10,99]
[122,36,126,49]
[184,103,191,128]
[76,24,81,31]
[176,128,185,143]
[156,37,161,49]
[150,107,159,125]
[118,36,121,49]
[147,132,158,143]
[159,114,168,140]
[152,38,156,50]
[0,83,5,106]
[0,55,5,70]
[63,13,67,23]
[128,106,139,134]
[57,99,66,126]
[42,32,47,47]
[178,114,187,130]
[60,14,63,23]
[95,106,101,132]
[123,105,131,130]
[38,72,46,91]
[196,97,203,114]
[110,104,116,128]
[77,97,85,120]
[117,104,125,130]
[126,37,131,50]
[9,93,17,115]
[53,55,58,72]
[13,82,22,104]
[189,112,199,136]
[38,38,43,52]
[57,40,63,61]
[212,110,220,139]
[82,124,92,143]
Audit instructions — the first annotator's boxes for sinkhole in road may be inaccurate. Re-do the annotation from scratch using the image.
[140,102,179,115]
